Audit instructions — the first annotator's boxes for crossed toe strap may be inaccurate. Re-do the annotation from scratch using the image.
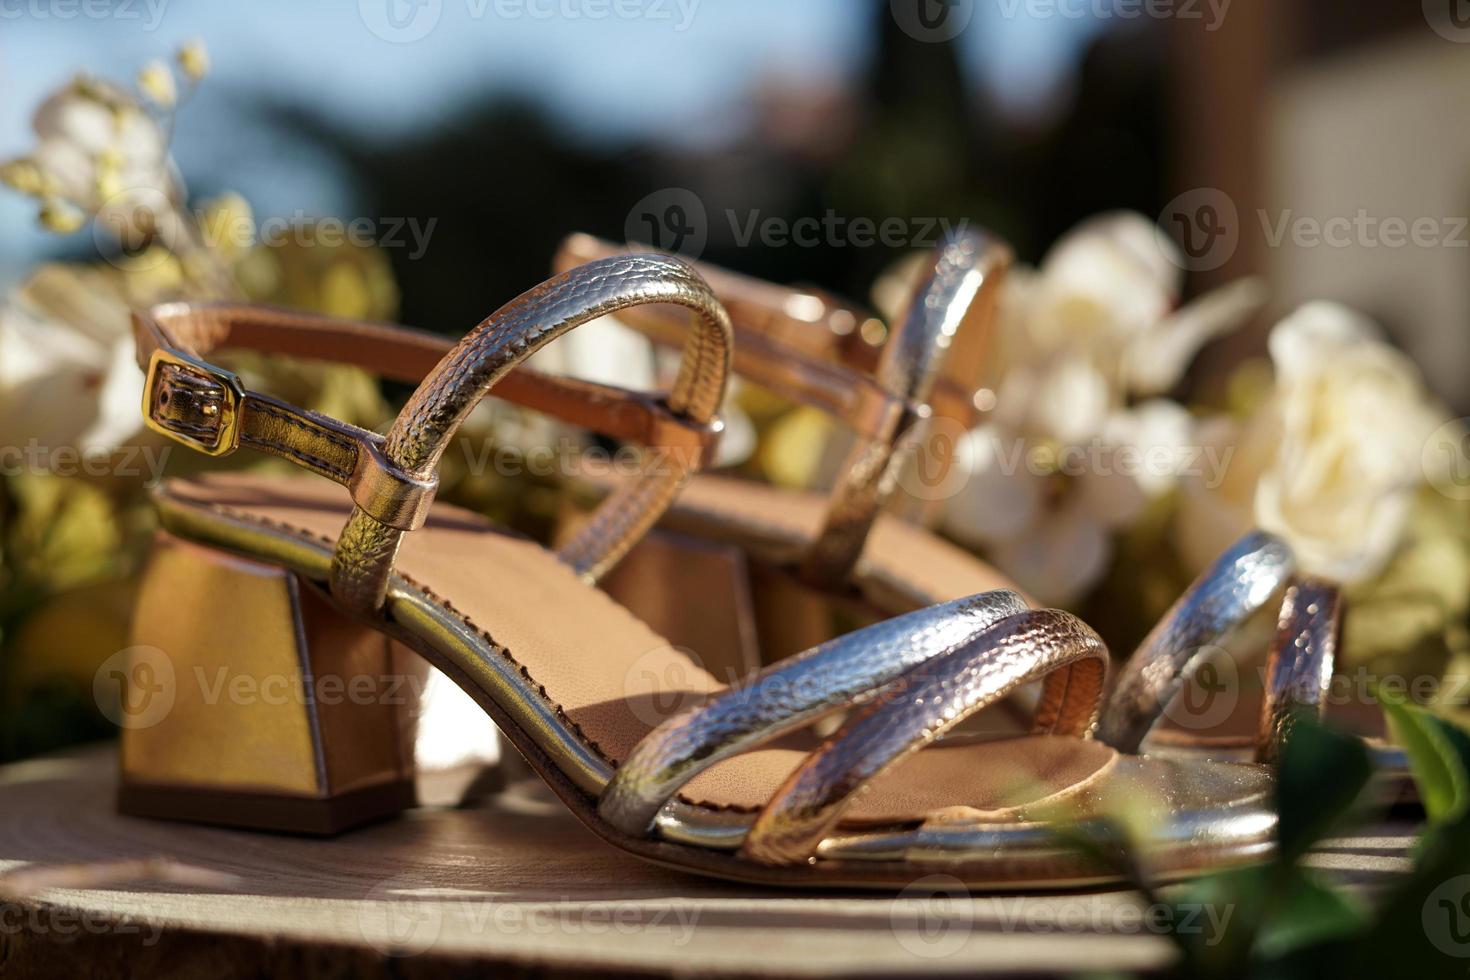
[599,589,1030,834]
[133,253,734,613]
[555,230,1012,588]
[740,610,1107,865]
[601,597,1108,866]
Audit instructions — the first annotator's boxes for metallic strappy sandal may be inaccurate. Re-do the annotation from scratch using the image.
[118,255,1276,888]
[555,232,1022,668]
[1098,531,1413,799]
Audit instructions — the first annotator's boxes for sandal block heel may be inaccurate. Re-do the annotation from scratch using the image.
[117,530,422,835]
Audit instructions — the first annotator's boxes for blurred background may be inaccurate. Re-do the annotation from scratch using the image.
[0,0,1466,762]
[3,1,1463,402]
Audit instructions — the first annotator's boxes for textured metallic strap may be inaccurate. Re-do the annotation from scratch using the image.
[599,589,1030,835]
[556,233,905,439]
[555,231,1012,588]
[739,609,1108,865]
[801,231,1010,587]
[328,254,732,611]
[1098,530,1296,753]
[1256,577,1340,765]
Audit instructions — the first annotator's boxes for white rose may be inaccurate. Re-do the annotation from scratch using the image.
[1253,302,1444,583]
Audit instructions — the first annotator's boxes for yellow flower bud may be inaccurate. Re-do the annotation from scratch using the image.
[38,198,86,233]
[137,60,177,108]
[199,191,256,255]
[0,158,45,196]
[177,39,211,82]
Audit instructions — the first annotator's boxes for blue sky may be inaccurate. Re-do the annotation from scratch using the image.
[0,0,1107,281]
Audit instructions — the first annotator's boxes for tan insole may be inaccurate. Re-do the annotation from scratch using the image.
[1150,673,1389,749]
[160,473,1115,826]
[642,474,1020,609]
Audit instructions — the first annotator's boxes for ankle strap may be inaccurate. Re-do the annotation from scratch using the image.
[135,254,732,612]
[554,231,1010,586]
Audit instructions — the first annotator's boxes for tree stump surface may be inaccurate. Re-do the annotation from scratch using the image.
[0,746,1418,977]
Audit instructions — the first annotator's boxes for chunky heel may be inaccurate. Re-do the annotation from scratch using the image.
[117,531,420,835]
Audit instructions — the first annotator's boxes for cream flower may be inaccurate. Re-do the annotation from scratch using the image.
[530,314,755,468]
[30,80,168,203]
[930,212,1263,604]
[1253,302,1445,583]
[0,266,144,455]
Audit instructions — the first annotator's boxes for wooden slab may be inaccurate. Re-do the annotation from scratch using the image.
[0,746,1418,977]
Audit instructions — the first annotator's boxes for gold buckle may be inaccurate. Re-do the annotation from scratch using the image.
[142,348,245,457]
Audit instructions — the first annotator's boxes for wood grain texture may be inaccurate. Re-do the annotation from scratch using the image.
[0,746,1418,978]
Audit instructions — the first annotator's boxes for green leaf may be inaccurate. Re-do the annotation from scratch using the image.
[1251,869,1367,960]
[1275,718,1373,861]
[1381,699,1470,825]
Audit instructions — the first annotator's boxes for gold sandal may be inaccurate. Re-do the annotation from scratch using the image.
[119,255,1275,888]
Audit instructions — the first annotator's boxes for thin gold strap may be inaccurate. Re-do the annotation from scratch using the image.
[738,609,1107,866]
[1256,577,1340,764]
[801,231,1010,586]
[598,590,1029,835]
[328,253,732,612]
